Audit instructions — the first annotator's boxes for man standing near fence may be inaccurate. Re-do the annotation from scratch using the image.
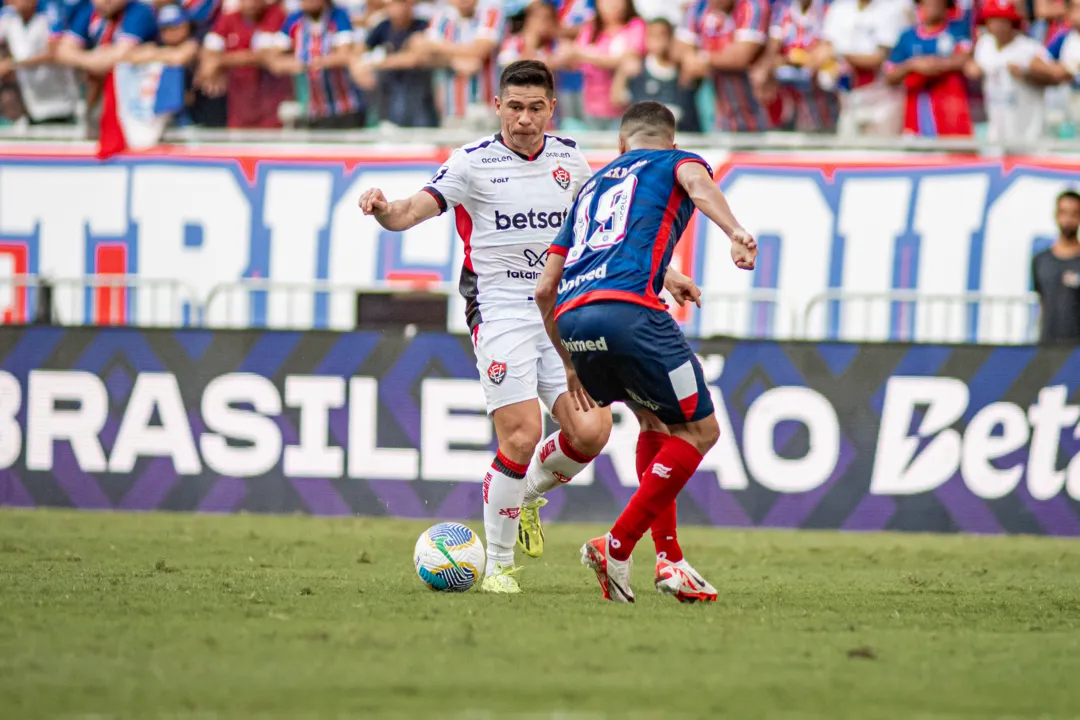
[1033,190,1080,344]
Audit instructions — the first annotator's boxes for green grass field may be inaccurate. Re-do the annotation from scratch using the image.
[2,509,1080,719]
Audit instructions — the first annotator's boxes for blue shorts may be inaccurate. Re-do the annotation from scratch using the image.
[556,302,714,426]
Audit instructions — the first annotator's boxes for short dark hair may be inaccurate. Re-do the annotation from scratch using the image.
[499,60,555,98]
[648,17,674,34]
[620,101,676,141]
[1058,190,1080,207]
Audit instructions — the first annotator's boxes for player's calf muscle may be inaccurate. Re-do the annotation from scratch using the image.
[492,402,543,464]
[671,415,721,455]
[554,401,611,456]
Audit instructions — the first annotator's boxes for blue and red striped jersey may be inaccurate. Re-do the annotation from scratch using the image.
[67,0,157,48]
[280,7,361,119]
[550,148,711,318]
[425,0,504,119]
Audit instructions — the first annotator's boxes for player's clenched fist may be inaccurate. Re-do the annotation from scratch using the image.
[358,188,389,215]
[730,227,757,271]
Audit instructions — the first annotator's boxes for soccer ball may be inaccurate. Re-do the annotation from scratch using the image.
[413,522,485,592]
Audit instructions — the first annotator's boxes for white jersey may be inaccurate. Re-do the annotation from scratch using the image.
[423,133,592,329]
[974,34,1049,144]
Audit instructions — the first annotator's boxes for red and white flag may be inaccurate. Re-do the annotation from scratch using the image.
[97,62,185,160]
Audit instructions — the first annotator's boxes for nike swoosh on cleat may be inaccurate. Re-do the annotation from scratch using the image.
[610,580,634,603]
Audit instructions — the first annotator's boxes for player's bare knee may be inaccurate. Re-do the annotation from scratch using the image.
[564,409,611,457]
[673,415,720,455]
[500,424,543,464]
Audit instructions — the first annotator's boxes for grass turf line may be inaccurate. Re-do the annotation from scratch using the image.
[1,509,1079,719]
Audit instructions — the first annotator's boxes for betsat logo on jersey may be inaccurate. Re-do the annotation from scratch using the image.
[494,208,568,231]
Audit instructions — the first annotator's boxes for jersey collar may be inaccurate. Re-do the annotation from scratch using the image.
[495,133,547,162]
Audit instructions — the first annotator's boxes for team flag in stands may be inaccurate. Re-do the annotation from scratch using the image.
[97,63,185,160]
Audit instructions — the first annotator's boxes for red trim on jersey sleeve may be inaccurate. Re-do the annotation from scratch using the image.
[455,205,474,271]
[644,185,689,304]
[673,156,712,183]
[422,186,447,214]
[554,290,666,320]
[547,244,569,257]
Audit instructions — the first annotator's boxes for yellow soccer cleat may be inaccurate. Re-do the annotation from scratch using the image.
[516,497,548,558]
[480,564,523,594]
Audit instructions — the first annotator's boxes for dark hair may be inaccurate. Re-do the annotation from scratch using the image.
[590,0,638,43]
[620,101,676,140]
[499,59,555,98]
[1058,190,1080,207]
[647,17,674,34]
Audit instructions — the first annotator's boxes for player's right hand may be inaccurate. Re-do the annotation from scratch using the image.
[564,364,596,413]
[730,228,757,271]
[358,188,389,215]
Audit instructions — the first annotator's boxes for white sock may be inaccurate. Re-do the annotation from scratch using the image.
[483,450,529,576]
[523,431,594,503]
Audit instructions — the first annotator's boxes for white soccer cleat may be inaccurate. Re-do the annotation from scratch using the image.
[580,535,634,603]
[654,557,718,604]
[480,563,523,594]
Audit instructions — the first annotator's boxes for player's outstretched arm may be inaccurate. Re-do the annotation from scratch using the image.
[358,188,442,232]
[676,161,757,271]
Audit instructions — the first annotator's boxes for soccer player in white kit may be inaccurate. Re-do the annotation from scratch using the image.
[360,60,698,593]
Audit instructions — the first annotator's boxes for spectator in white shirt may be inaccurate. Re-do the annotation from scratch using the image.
[967,0,1059,143]
[0,0,80,124]
[817,0,910,137]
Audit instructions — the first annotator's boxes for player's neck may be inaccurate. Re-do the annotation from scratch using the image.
[501,135,544,159]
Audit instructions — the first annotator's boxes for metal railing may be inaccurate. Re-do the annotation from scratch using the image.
[0,275,200,327]
[0,274,1047,344]
[802,290,1041,344]
[203,278,457,330]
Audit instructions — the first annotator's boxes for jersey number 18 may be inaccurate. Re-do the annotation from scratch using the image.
[566,175,639,266]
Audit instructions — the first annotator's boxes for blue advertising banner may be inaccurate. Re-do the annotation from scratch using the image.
[1,327,1079,535]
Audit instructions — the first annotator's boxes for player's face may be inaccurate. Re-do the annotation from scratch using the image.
[496,85,554,152]
[1057,197,1080,240]
[597,0,631,26]
[238,0,266,18]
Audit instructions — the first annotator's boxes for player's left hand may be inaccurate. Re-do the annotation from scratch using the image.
[564,364,596,412]
[664,269,702,307]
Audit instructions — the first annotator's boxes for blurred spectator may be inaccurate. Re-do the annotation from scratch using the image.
[1034,0,1067,42]
[1033,190,1080,344]
[142,0,221,37]
[678,0,776,133]
[126,4,199,124]
[357,0,438,126]
[544,0,595,125]
[199,0,292,128]
[58,0,159,76]
[561,0,644,130]
[886,0,973,136]
[40,0,90,36]
[757,0,838,132]
[634,0,688,25]
[819,0,908,137]
[419,0,503,128]
[1047,0,1080,130]
[498,0,557,67]
[968,0,1057,142]
[269,0,364,128]
[611,18,701,129]
[0,81,25,123]
[0,0,80,124]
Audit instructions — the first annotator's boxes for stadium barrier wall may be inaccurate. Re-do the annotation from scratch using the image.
[2,326,1079,536]
[0,143,1076,340]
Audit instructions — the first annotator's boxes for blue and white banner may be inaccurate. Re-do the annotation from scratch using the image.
[98,63,185,160]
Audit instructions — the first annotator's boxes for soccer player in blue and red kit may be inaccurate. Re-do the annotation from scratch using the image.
[885,0,974,137]
[534,101,758,603]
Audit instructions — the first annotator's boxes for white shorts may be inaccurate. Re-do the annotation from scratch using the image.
[472,317,568,415]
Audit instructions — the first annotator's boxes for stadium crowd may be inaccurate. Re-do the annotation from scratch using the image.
[0,0,1078,139]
